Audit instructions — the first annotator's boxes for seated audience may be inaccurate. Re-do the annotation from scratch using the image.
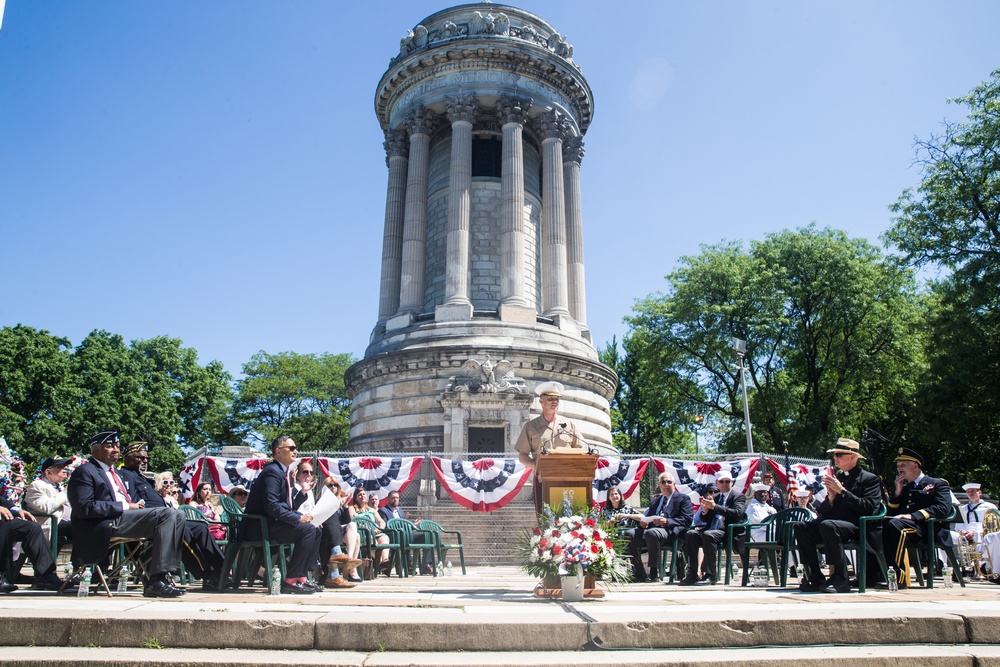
[155,472,180,508]
[603,486,639,540]
[23,457,81,570]
[680,470,747,585]
[351,486,390,573]
[244,435,323,594]
[626,473,693,582]
[228,484,249,509]
[1,494,66,593]
[794,438,883,593]
[379,490,433,574]
[290,460,357,589]
[746,483,777,542]
[321,476,362,582]
[189,482,227,541]
[67,431,186,598]
[117,441,227,591]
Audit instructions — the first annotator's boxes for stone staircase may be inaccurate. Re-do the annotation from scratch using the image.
[413,502,537,566]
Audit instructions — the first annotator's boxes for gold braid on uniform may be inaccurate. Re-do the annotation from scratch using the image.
[895,526,917,588]
[183,539,204,573]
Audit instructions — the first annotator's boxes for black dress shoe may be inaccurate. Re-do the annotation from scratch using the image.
[280,581,316,595]
[0,575,17,594]
[824,576,852,594]
[678,574,699,586]
[798,578,826,593]
[31,573,66,591]
[143,579,185,598]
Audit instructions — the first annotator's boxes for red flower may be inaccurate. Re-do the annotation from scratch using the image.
[604,540,613,549]
[591,544,600,553]
[552,545,563,555]
[533,526,542,536]
[585,518,596,527]
[551,529,560,537]
[593,530,603,541]
[539,539,548,549]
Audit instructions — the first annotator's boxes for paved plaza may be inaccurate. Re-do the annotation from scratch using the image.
[1,566,999,666]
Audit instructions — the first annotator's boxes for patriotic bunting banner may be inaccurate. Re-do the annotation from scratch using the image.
[431,457,532,512]
[185,456,423,506]
[593,457,649,508]
[328,456,423,507]
[766,457,832,504]
[654,458,761,504]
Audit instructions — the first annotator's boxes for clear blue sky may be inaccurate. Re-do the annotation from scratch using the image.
[2,1,997,378]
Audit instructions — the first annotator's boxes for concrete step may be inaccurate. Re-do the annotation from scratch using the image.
[2,644,1000,667]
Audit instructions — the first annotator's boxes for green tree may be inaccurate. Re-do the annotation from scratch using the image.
[70,331,235,472]
[599,334,701,454]
[883,69,1000,490]
[233,351,355,452]
[628,226,924,458]
[0,325,82,466]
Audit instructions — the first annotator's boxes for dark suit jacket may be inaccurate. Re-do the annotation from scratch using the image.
[67,458,125,564]
[706,492,747,528]
[244,460,301,527]
[644,491,693,537]
[118,467,166,508]
[379,505,407,524]
[888,473,953,547]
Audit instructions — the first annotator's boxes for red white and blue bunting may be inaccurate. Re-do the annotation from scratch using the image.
[765,457,832,504]
[431,457,532,513]
[593,457,649,508]
[653,458,761,504]
[182,455,423,505]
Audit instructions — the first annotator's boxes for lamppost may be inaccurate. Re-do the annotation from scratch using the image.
[693,415,704,455]
[731,337,754,454]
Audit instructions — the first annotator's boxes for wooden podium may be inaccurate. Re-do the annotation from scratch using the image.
[533,451,604,598]
[534,451,599,510]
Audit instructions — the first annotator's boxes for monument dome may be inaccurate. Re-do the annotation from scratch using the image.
[346,3,617,457]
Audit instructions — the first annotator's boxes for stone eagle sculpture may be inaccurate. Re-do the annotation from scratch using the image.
[448,355,525,393]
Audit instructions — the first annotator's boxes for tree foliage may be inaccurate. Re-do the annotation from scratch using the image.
[233,351,355,452]
[0,326,235,474]
[883,69,1000,490]
[627,225,925,460]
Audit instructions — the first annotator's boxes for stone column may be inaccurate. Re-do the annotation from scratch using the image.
[563,135,587,329]
[496,95,536,323]
[393,106,436,323]
[538,110,571,320]
[377,129,409,326]
[437,93,477,321]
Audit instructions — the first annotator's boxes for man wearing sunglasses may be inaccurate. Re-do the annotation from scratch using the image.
[245,435,323,594]
[118,442,227,591]
[793,438,883,593]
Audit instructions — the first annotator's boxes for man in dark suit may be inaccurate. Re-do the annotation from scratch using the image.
[794,438,884,593]
[679,470,747,585]
[379,489,434,575]
[883,446,953,588]
[117,442,227,591]
[244,435,322,595]
[67,431,186,598]
[1,495,66,592]
[627,473,693,582]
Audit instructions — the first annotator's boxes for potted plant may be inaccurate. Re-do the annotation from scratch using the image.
[515,499,631,599]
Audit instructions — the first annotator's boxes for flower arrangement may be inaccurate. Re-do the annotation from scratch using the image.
[515,498,631,583]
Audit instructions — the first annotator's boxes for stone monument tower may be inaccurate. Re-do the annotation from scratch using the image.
[345,3,617,456]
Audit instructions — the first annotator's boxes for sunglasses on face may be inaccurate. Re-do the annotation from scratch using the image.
[163,481,176,487]
[299,470,314,475]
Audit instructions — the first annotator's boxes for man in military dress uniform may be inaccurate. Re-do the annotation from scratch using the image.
[883,447,953,588]
[793,438,884,593]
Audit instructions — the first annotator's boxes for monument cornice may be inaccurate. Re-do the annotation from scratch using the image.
[346,345,617,400]
[376,45,593,135]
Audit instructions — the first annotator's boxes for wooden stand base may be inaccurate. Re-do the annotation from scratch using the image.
[534,576,606,599]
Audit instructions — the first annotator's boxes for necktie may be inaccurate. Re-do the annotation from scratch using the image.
[109,467,132,503]
[968,503,980,522]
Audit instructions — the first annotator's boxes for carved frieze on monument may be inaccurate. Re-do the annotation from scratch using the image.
[447,355,526,394]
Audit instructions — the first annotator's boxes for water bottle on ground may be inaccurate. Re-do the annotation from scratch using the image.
[887,568,898,593]
[269,566,282,596]
[116,565,130,593]
[436,561,444,577]
[446,561,453,576]
[942,566,954,588]
[77,567,92,598]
